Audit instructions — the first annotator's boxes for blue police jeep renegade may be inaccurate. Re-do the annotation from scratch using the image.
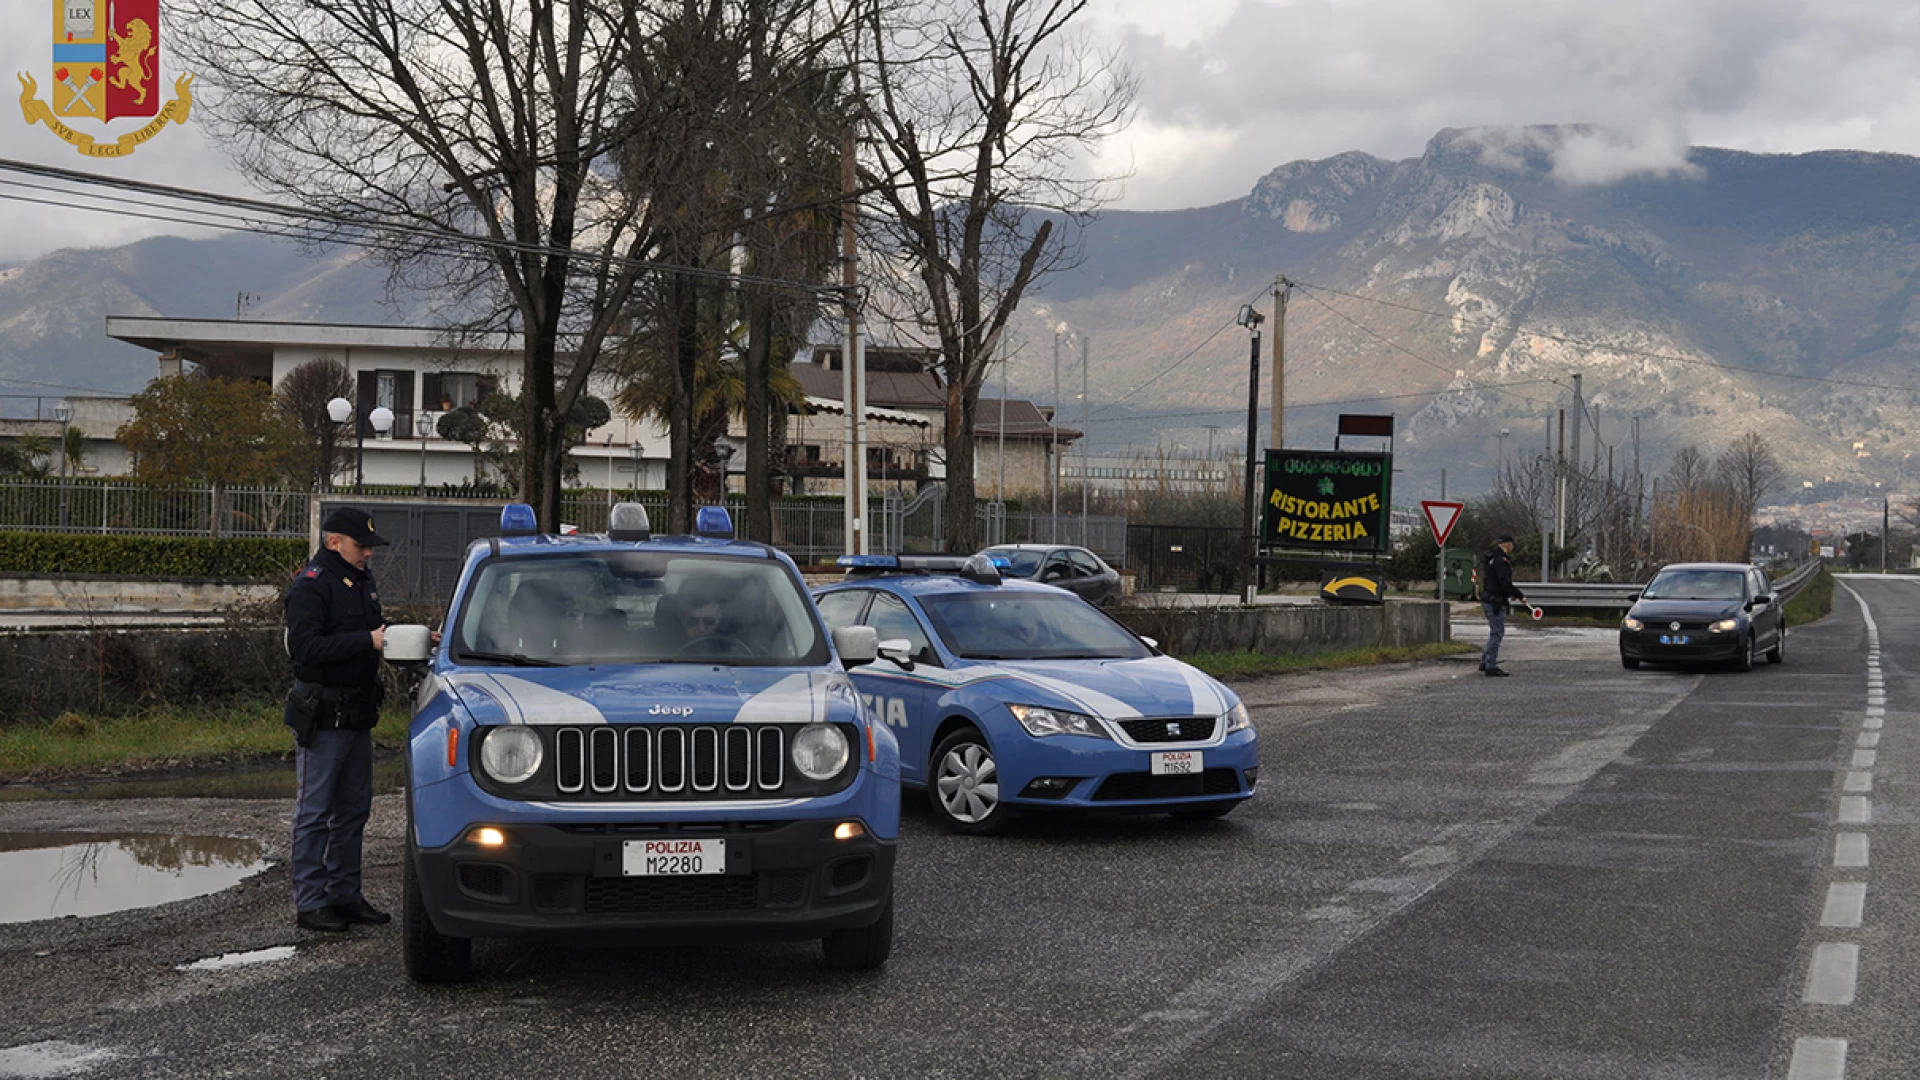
[401,503,898,982]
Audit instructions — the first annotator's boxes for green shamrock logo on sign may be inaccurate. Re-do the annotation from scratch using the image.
[1317,477,1335,496]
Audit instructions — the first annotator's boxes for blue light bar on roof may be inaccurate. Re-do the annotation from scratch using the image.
[837,555,900,569]
[695,505,734,539]
[500,503,538,536]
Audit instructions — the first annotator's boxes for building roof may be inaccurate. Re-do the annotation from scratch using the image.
[791,363,948,410]
[975,398,1081,442]
[800,396,931,428]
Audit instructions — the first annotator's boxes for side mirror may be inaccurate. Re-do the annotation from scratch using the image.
[382,624,433,664]
[876,638,916,670]
[832,625,879,668]
[1141,636,1160,651]
[1753,594,1773,607]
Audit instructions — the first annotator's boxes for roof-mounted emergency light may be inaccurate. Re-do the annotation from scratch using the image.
[500,503,539,537]
[608,502,652,542]
[695,505,734,539]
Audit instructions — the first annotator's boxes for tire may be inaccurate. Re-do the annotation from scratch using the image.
[1767,624,1786,664]
[928,727,1011,835]
[1733,634,1755,673]
[402,836,472,984]
[822,892,893,971]
[1171,800,1239,821]
[1621,655,1640,670]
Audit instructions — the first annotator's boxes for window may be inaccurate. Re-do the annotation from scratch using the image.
[919,592,1147,661]
[423,372,489,411]
[1641,570,1747,601]
[982,547,1043,577]
[814,589,870,632]
[1041,552,1077,581]
[863,593,935,664]
[1068,550,1103,576]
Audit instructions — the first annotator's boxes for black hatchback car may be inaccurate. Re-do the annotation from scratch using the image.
[978,545,1123,606]
[1620,562,1785,672]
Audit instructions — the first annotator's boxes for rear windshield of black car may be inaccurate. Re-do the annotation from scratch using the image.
[918,590,1148,660]
[1641,570,1747,601]
[981,548,1044,577]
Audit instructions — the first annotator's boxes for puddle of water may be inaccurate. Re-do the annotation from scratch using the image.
[0,1040,121,1079]
[177,945,297,972]
[0,832,269,925]
[0,757,406,804]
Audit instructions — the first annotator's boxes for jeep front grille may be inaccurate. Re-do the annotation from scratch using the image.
[552,724,787,801]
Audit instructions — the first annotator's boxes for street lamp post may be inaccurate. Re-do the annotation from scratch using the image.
[416,412,434,493]
[714,438,737,499]
[628,441,644,497]
[327,396,392,492]
[1236,303,1265,606]
[53,401,72,530]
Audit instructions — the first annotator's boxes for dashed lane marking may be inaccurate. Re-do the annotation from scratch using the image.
[1820,882,1867,929]
[1804,943,1860,1005]
[1838,796,1871,825]
[1843,771,1874,794]
[1834,833,1869,869]
[1787,1037,1849,1080]
[1857,732,1880,748]
[1852,749,1877,768]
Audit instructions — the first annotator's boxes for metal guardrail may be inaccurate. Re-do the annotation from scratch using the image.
[1517,561,1823,611]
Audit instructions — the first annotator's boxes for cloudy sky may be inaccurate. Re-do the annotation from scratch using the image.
[2,0,1919,261]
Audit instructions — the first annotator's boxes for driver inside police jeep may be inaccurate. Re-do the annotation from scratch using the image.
[283,507,398,934]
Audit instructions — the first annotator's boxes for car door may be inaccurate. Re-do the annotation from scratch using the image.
[1067,549,1112,603]
[1039,550,1079,593]
[857,592,942,782]
[1750,568,1781,649]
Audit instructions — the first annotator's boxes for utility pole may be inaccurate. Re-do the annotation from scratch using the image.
[1271,277,1291,450]
[840,113,866,555]
[1238,304,1265,605]
[997,356,1008,503]
[1051,325,1063,543]
[1555,407,1567,578]
[1080,334,1090,546]
[1883,497,1890,574]
[1570,373,1584,477]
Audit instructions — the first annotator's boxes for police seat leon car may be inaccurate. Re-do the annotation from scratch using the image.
[401,503,898,982]
[815,555,1258,835]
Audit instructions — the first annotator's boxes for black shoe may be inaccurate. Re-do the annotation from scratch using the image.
[332,898,392,926]
[298,907,351,933]
[1484,667,1510,677]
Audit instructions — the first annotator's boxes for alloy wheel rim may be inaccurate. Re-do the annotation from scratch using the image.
[935,742,999,823]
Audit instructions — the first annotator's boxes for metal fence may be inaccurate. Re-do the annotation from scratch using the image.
[0,480,311,538]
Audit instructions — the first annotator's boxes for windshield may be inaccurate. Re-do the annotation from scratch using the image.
[919,590,1149,660]
[1641,569,1747,601]
[452,551,824,666]
[981,548,1044,577]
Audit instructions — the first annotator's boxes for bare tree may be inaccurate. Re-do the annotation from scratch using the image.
[1715,431,1782,517]
[178,0,678,527]
[1665,444,1710,495]
[860,0,1135,550]
[275,357,354,491]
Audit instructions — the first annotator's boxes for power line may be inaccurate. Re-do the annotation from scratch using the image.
[1290,278,1920,394]
[1089,284,1274,418]
[1091,378,1567,424]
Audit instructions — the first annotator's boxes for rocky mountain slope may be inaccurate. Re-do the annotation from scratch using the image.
[1014,126,1920,502]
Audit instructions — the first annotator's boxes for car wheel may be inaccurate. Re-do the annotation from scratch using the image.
[1767,624,1786,664]
[402,835,472,984]
[1171,800,1238,821]
[822,891,894,971]
[1622,655,1640,670]
[928,727,1011,835]
[1733,634,1755,673]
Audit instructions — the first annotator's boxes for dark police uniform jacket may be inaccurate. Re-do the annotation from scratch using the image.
[1480,546,1526,612]
[285,547,385,730]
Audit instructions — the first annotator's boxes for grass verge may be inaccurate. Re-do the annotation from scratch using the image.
[1185,641,1476,680]
[0,703,410,782]
[1782,566,1835,627]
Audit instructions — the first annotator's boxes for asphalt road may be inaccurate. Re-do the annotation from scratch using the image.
[0,582,1897,1079]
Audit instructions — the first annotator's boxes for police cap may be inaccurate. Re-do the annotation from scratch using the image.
[321,507,390,547]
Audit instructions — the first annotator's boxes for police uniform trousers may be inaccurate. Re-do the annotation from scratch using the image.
[291,727,374,913]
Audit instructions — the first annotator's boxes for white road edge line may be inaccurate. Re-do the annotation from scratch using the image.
[1787,1036,1849,1080]
[1834,833,1869,869]
[1838,796,1871,824]
[1852,749,1877,768]
[1804,943,1860,1005]
[1843,771,1874,794]
[1820,882,1867,929]
[1857,732,1880,748]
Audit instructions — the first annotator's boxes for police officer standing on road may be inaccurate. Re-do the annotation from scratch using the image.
[1479,533,1527,677]
[284,508,394,933]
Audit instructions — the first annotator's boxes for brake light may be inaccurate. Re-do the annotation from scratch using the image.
[447,726,459,768]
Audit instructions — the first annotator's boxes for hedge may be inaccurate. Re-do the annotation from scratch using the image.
[0,532,308,580]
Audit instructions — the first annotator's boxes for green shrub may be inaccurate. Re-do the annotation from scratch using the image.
[0,532,307,580]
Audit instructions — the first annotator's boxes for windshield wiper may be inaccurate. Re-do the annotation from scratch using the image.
[457,649,562,667]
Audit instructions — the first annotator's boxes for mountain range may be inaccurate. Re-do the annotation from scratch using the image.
[5,125,1919,505]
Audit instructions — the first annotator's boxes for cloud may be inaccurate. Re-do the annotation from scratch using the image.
[1446,123,1702,186]
[1096,0,1920,209]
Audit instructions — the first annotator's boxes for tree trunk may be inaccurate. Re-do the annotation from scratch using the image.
[667,274,699,534]
[744,287,773,543]
[943,379,978,552]
[520,339,558,529]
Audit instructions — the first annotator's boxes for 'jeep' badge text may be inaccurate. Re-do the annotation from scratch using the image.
[649,704,694,717]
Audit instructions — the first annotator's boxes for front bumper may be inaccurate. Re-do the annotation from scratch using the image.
[413,818,895,941]
[992,728,1261,810]
[1619,629,1743,663]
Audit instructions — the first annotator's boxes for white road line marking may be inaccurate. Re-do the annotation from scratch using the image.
[1864,716,1884,730]
[1865,705,1885,716]
[1858,732,1880,748]
[1787,1037,1849,1080]
[1867,695,1885,706]
[1839,796,1871,824]
[1843,771,1874,793]
[1804,943,1860,1005]
[1821,882,1867,929]
[1835,833,1869,868]
[1853,749,1877,768]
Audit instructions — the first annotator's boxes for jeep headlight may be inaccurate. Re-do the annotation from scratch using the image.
[1009,704,1107,739]
[479,726,543,785]
[791,723,850,781]
[1709,618,1739,633]
[1622,617,1644,631]
[1224,702,1251,733]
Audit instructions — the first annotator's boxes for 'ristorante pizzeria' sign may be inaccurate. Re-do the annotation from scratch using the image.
[1261,450,1393,552]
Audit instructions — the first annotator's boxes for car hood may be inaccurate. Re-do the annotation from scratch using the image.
[1629,599,1744,621]
[984,655,1235,719]
[442,665,858,726]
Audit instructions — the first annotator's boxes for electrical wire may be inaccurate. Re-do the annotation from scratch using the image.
[1088,284,1276,418]
[1092,377,1567,425]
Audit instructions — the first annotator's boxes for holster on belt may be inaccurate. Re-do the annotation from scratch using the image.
[284,679,322,749]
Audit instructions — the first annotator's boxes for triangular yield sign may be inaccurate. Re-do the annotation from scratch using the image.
[1421,500,1465,546]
